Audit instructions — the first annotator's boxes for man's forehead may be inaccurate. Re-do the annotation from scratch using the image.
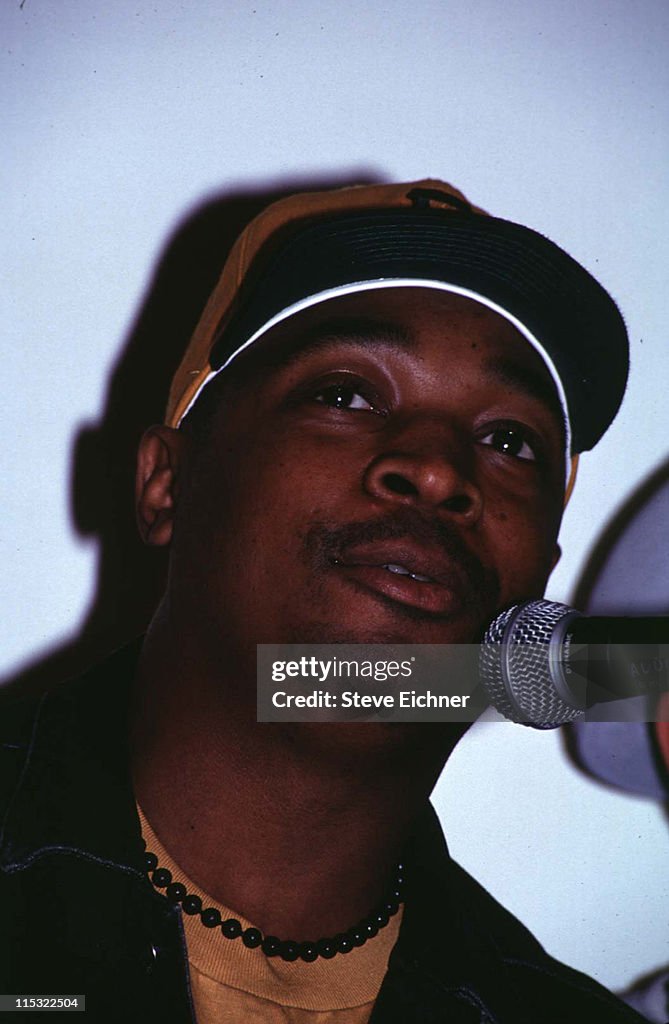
[234,287,516,360]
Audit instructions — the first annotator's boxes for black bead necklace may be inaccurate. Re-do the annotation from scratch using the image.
[144,850,404,962]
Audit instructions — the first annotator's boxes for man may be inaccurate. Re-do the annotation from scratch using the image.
[0,180,645,1022]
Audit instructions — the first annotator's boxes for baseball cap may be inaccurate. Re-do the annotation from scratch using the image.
[165,179,629,456]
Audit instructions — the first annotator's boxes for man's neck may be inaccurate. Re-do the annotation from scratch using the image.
[129,609,461,939]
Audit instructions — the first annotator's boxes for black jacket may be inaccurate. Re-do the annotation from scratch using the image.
[0,646,646,1023]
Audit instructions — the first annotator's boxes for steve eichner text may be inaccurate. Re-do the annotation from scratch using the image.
[270,691,471,709]
[270,657,414,683]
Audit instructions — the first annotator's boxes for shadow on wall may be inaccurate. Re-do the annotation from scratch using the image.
[1,170,380,702]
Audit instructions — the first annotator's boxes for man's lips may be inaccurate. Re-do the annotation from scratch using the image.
[306,513,501,628]
[331,541,471,617]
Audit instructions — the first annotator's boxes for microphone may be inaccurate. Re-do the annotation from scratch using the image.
[479,600,668,729]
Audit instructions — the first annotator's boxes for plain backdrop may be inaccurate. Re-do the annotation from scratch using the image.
[2,0,668,993]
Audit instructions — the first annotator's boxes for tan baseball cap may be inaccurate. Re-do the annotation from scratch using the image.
[166,178,628,457]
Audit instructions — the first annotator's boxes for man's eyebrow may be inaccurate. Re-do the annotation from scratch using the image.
[262,317,415,370]
[484,355,565,422]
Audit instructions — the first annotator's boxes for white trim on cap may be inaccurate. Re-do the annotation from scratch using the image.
[178,278,572,466]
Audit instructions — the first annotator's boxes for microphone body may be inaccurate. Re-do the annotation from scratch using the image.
[480,600,668,728]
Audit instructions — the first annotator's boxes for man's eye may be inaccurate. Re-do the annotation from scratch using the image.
[313,384,375,412]
[479,426,537,462]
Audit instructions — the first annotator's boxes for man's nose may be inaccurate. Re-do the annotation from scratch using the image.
[363,420,482,522]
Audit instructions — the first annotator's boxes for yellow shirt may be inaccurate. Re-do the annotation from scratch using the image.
[138,806,402,1023]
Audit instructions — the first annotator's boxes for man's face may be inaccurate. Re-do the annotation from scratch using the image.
[163,288,566,661]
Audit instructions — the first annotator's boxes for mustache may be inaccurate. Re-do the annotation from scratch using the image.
[305,509,500,613]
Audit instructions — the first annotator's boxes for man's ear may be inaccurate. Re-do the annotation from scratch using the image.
[551,544,562,571]
[135,426,187,547]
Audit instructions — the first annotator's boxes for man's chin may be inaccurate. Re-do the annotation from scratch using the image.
[284,614,485,646]
[278,719,471,764]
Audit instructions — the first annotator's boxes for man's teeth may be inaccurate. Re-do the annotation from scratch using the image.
[382,563,434,583]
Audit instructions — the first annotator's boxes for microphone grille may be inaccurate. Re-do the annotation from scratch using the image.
[480,599,584,728]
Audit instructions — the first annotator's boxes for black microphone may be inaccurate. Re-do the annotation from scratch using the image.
[479,600,668,729]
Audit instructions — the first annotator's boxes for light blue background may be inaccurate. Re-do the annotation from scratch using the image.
[2,0,668,992]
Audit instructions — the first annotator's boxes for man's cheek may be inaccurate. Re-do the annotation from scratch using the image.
[507,537,557,595]
[488,513,554,591]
